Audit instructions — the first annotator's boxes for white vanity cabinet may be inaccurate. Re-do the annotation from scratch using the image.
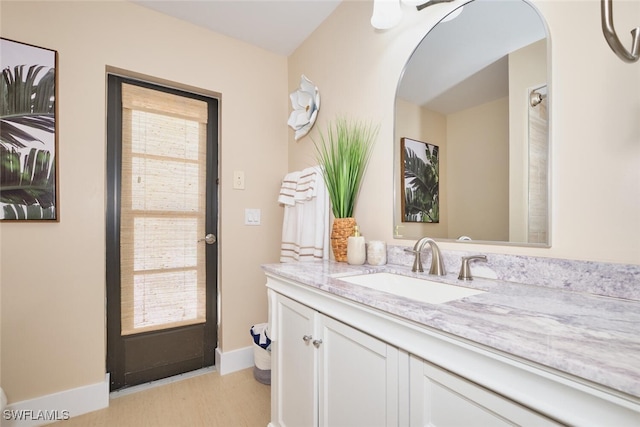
[270,291,402,427]
[270,292,315,427]
[265,271,640,427]
[409,356,559,426]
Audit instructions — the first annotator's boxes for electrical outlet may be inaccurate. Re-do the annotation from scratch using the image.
[233,171,245,190]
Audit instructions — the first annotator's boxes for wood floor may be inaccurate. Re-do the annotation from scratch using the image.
[47,368,270,427]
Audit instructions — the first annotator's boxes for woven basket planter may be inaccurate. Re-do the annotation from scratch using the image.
[331,217,356,262]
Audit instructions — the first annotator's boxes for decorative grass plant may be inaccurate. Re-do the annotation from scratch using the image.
[314,117,378,261]
[314,117,378,218]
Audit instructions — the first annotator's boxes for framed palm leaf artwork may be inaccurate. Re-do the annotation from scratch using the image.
[401,137,439,223]
[0,38,58,221]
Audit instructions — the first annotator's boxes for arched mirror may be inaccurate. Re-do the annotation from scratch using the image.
[393,0,550,246]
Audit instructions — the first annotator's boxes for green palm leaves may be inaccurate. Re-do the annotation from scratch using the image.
[1,63,56,219]
[403,143,439,223]
[314,117,378,219]
[1,65,55,147]
[1,146,56,219]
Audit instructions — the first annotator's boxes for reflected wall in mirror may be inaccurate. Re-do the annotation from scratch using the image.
[393,0,550,246]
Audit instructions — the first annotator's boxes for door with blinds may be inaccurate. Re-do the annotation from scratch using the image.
[106,75,218,391]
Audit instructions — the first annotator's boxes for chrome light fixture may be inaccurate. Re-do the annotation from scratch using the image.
[371,0,457,30]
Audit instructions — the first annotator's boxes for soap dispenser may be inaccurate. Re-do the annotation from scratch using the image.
[347,225,366,265]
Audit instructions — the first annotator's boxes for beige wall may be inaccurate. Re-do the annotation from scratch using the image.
[288,0,640,263]
[447,97,509,241]
[0,0,287,402]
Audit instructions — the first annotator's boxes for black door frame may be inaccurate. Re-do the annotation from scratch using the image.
[106,74,219,391]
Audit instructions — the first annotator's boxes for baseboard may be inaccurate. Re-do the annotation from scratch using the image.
[215,345,254,375]
[2,374,109,427]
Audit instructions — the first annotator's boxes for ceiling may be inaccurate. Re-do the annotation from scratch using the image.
[131,0,343,56]
[130,0,546,113]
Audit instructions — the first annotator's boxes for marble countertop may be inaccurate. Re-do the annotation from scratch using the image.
[262,260,640,400]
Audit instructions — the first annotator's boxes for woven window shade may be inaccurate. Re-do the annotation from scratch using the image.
[120,83,208,335]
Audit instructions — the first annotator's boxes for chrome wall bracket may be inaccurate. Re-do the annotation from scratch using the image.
[601,0,640,63]
[416,0,456,12]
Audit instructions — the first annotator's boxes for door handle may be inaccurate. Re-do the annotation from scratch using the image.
[199,234,217,245]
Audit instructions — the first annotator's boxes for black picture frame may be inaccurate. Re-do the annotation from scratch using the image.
[0,37,59,221]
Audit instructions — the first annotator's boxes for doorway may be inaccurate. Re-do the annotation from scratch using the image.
[106,74,219,391]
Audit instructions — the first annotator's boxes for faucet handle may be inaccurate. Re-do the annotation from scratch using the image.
[458,255,487,281]
[404,247,424,272]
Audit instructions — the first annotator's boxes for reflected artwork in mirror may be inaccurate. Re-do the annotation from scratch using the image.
[393,0,550,246]
[401,137,440,224]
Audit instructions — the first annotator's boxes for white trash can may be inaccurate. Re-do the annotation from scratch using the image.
[250,323,271,385]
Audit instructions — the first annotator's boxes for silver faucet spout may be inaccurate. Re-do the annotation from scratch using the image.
[424,238,446,276]
[409,237,446,276]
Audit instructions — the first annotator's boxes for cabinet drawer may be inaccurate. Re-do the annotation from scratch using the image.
[410,356,560,426]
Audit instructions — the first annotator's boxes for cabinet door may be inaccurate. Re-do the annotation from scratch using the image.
[409,356,559,427]
[318,314,399,427]
[272,294,318,427]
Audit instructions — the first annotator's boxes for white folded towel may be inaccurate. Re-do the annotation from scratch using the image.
[294,167,318,201]
[280,166,329,262]
[278,171,300,206]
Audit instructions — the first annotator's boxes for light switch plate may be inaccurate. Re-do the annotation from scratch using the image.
[233,171,245,189]
[245,208,261,225]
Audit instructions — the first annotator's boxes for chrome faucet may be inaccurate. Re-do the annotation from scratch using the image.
[407,237,446,276]
[458,255,487,281]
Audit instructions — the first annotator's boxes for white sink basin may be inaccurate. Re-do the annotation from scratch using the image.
[337,272,485,304]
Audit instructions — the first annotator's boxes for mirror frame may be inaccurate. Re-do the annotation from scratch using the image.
[392,0,552,248]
